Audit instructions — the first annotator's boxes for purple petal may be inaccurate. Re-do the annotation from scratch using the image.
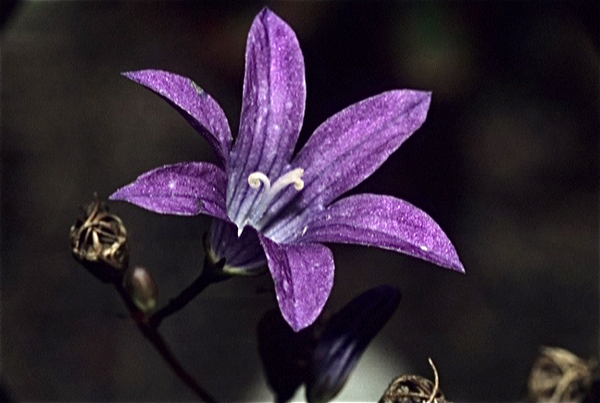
[258,234,334,332]
[227,8,306,224]
[209,220,266,274]
[264,91,431,238]
[257,309,314,402]
[110,162,229,221]
[300,194,464,272]
[306,285,401,402]
[123,70,232,167]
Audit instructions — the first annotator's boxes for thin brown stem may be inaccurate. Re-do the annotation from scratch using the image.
[115,284,217,403]
[72,201,217,401]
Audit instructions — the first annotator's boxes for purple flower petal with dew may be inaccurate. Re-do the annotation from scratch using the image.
[110,7,464,331]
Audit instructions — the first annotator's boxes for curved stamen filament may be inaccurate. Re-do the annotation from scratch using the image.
[268,168,304,194]
[248,172,271,191]
[241,168,304,234]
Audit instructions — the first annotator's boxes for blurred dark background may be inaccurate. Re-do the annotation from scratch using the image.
[2,1,598,401]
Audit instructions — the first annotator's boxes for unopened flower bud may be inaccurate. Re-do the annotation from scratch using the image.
[306,285,402,403]
[70,199,129,283]
[124,266,158,313]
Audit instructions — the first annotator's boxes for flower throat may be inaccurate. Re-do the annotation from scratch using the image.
[238,168,304,236]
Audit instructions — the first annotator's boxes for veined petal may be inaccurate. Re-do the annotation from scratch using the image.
[227,8,306,224]
[263,91,431,238]
[258,234,334,332]
[209,220,266,274]
[123,70,232,167]
[306,285,401,403]
[296,91,431,206]
[110,162,229,221]
[257,309,314,402]
[300,194,464,272]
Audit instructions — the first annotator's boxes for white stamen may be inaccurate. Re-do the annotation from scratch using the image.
[268,168,304,194]
[239,168,305,235]
[420,245,429,251]
[248,172,271,190]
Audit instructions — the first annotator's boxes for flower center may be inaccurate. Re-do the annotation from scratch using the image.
[238,168,304,236]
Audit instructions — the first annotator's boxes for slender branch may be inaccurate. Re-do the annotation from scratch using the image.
[149,268,214,328]
[115,284,217,403]
[72,201,219,401]
[149,244,228,328]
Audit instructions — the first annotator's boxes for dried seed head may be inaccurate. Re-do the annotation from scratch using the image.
[380,359,446,403]
[124,266,158,313]
[70,199,129,283]
[528,346,597,403]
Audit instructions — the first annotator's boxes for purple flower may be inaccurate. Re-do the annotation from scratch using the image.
[110,8,464,331]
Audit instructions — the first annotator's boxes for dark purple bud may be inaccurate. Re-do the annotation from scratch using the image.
[258,309,317,403]
[70,199,129,283]
[306,285,401,403]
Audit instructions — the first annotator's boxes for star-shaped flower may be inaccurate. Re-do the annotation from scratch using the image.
[110,8,464,331]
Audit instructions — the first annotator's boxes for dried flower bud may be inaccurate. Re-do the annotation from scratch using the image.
[528,346,597,403]
[70,199,129,283]
[124,266,158,313]
[380,359,446,403]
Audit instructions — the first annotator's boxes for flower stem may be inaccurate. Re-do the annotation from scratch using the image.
[115,283,217,403]
[72,202,218,401]
[149,268,214,328]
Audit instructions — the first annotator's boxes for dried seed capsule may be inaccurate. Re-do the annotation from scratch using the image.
[70,199,129,283]
[124,266,158,313]
[380,359,446,403]
[528,346,597,403]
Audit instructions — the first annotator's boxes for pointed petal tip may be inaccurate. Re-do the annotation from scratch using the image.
[258,6,276,20]
[403,89,431,112]
[442,245,465,274]
[109,185,130,202]
[453,260,466,274]
[255,6,292,33]
[288,318,305,333]
[120,70,159,86]
[120,69,163,82]
[120,70,142,79]
[258,236,335,333]
[424,90,432,104]
[429,246,465,274]
[412,89,432,108]
[441,253,465,274]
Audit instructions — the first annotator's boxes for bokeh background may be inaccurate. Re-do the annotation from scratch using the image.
[2,1,598,401]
